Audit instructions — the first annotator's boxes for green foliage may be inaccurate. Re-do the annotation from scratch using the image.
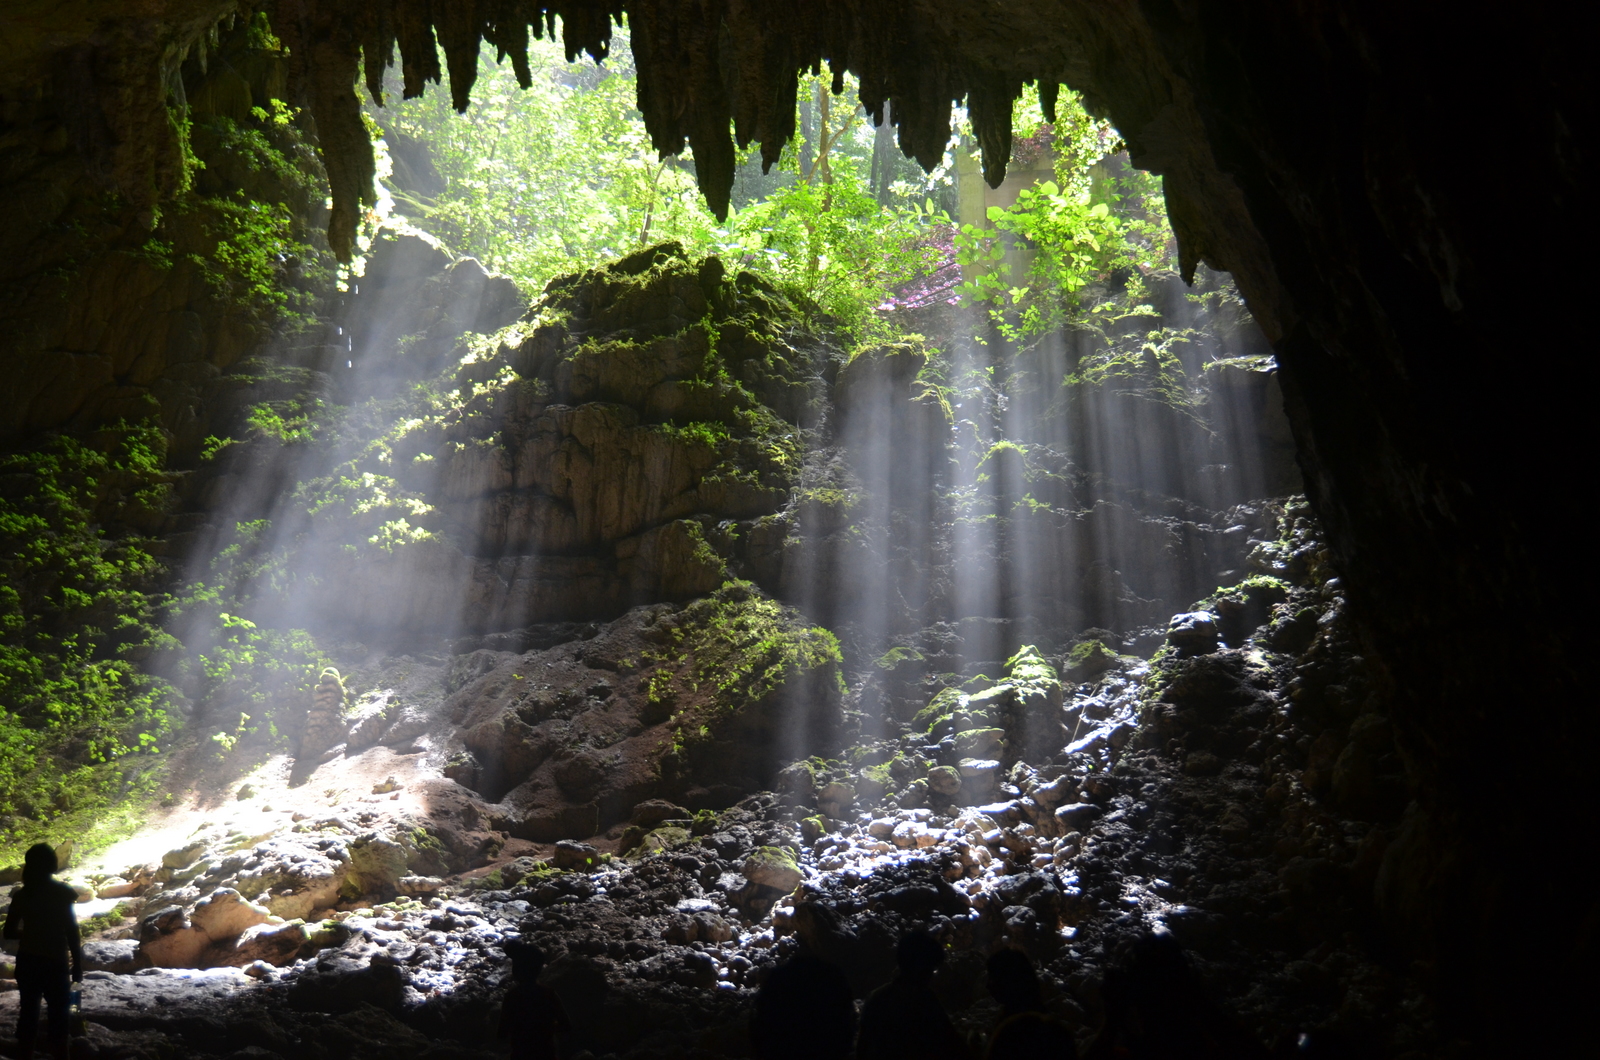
[647,580,843,760]
[0,424,178,854]
[656,420,732,450]
[873,646,925,670]
[78,901,136,936]
[133,107,331,331]
[955,87,1177,342]
[373,47,950,345]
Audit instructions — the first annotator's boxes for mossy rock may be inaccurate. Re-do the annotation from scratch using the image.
[742,846,801,891]
[913,687,968,737]
[856,762,893,801]
[1065,639,1122,681]
[872,646,925,671]
[953,727,1006,758]
[628,825,691,858]
[1004,645,1062,701]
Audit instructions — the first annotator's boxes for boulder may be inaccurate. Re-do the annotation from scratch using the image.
[95,877,140,900]
[229,836,350,921]
[381,703,433,746]
[138,906,208,968]
[1166,612,1220,655]
[630,799,690,829]
[346,834,409,897]
[396,875,445,896]
[162,839,208,870]
[345,700,395,753]
[953,728,1005,758]
[81,939,144,974]
[816,781,854,819]
[926,766,963,798]
[225,922,309,968]
[552,840,602,871]
[742,847,801,892]
[188,889,271,941]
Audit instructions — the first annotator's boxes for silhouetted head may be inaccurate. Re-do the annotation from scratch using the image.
[987,947,1043,1014]
[753,952,856,1060]
[895,930,945,981]
[506,941,548,982]
[22,844,56,886]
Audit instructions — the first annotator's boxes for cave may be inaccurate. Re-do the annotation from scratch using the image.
[0,3,1585,1058]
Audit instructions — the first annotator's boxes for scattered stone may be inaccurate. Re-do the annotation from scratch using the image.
[96,877,139,899]
[552,840,601,871]
[396,875,445,895]
[816,780,854,818]
[927,765,962,797]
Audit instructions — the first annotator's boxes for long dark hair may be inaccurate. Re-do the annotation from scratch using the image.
[21,843,57,887]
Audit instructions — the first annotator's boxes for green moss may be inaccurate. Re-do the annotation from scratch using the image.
[859,761,894,788]
[653,580,843,763]
[77,901,135,936]
[913,687,968,736]
[1065,639,1122,680]
[746,845,799,875]
[873,646,925,670]
[1004,644,1060,698]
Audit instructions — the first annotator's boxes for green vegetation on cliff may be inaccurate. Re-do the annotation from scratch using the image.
[0,426,176,852]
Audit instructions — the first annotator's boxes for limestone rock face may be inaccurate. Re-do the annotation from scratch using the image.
[286,244,829,634]
[447,584,842,842]
[139,888,285,969]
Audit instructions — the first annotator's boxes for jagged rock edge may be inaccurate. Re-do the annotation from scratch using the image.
[264,0,1044,260]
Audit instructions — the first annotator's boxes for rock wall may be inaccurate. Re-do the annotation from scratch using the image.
[0,18,335,461]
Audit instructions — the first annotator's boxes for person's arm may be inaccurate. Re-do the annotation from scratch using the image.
[68,898,83,983]
[2,890,21,940]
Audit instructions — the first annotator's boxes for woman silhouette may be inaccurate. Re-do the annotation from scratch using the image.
[3,844,83,1060]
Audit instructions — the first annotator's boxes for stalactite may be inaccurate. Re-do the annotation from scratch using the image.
[261,0,1057,260]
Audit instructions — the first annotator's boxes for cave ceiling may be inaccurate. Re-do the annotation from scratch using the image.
[3,0,1263,311]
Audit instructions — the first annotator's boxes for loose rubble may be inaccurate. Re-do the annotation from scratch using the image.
[0,500,1427,1058]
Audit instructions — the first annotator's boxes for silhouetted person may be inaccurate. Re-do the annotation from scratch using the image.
[985,947,1077,1060]
[499,942,569,1060]
[1084,930,1269,1060]
[752,951,855,1060]
[856,930,968,1060]
[3,844,83,1060]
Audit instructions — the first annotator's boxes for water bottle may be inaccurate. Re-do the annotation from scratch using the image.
[69,985,83,1036]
